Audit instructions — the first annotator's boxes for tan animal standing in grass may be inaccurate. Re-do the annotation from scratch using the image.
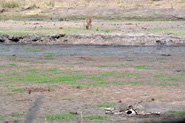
[85,17,92,29]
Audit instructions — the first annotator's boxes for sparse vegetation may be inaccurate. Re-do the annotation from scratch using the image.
[3,93,14,96]
[133,65,151,69]
[97,103,115,108]
[44,113,77,120]
[170,111,185,115]
[0,115,5,120]
[0,0,20,8]
[161,77,180,81]
[10,113,24,117]
[11,88,23,93]
[62,98,72,101]
[83,115,111,120]
[147,28,185,35]
[125,81,142,84]
[179,72,185,76]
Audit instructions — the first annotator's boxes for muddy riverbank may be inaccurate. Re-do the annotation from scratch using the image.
[0,33,185,46]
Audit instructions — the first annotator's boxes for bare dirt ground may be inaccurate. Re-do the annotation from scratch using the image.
[0,20,185,46]
[0,54,185,123]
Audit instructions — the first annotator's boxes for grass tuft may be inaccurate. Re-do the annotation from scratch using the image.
[160,77,180,81]
[169,111,185,115]
[83,115,111,120]
[179,72,185,76]
[62,98,72,101]
[125,81,142,84]
[97,103,115,108]
[133,65,151,69]
[10,113,24,117]
[44,113,77,120]
[0,115,5,120]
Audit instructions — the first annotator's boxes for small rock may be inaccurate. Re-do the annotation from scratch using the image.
[0,35,5,42]
[166,39,174,45]
[151,98,155,101]
[31,36,41,41]
[156,38,166,44]
[8,35,21,42]
[0,9,5,13]
[118,100,122,103]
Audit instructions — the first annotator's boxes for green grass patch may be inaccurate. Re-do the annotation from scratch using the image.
[100,72,116,77]
[44,113,77,120]
[62,98,72,101]
[160,77,180,81]
[0,115,5,120]
[167,83,179,86]
[142,94,149,96]
[73,70,83,73]
[97,103,115,108]
[0,72,20,77]
[12,88,23,93]
[32,50,41,52]
[97,81,110,84]
[0,27,63,35]
[179,72,185,76]
[133,65,151,69]
[9,64,18,67]
[64,81,77,85]
[48,85,59,87]
[83,115,111,120]
[44,68,58,72]
[10,113,24,117]
[88,77,103,81]
[3,93,14,96]
[160,61,167,63]
[44,55,54,59]
[0,65,6,68]
[74,62,84,65]
[125,71,139,76]
[125,81,142,84]
[147,27,185,35]
[153,74,164,78]
[8,58,17,61]
[169,111,185,115]
[113,82,123,86]
[89,91,99,93]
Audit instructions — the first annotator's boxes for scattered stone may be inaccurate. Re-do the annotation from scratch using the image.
[31,36,41,41]
[176,70,185,72]
[0,35,5,42]
[161,54,171,56]
[118,100,122,103]
[0,9,5,13]
[156,38,166,45]
[8,35,22,42]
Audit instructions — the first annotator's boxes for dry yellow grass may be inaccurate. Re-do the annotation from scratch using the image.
[0,0,184,9]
